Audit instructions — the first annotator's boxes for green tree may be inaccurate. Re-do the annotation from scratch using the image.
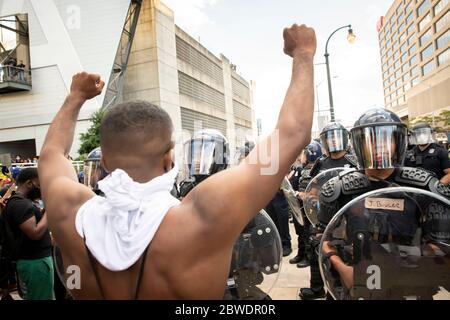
[78,110,105,157]
[410,109,450,132]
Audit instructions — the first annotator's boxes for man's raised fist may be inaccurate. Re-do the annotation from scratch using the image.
[70,71,105,101]
[283,24,317,59]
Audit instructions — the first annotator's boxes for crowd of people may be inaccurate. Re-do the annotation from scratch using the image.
[0,57,28,84]
[0,23,449,301]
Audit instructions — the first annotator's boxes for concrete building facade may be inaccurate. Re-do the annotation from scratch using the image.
[0,0,255,161]
[378,0,449,120]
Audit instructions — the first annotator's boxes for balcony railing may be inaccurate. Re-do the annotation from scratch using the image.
[0,65,32,93]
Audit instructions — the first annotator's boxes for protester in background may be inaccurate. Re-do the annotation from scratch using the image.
[3,168,54,300]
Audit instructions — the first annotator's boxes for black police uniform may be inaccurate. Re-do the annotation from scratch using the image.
[289,166,312,265]
[301,153,358,298]
[318,167,450,299]
[405,143,450,180]
[310,153,358,178]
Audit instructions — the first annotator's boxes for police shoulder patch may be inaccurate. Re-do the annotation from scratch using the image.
[395,167,435,187]
[429,179,450,199]
[340,171,370,195]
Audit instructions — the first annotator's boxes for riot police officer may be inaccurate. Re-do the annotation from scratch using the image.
[289,141,322,268]
[309,122,358,177]
[405,122,450,184]
[317,108,450,299]
[299,123,358,300]
[83,147,108,195]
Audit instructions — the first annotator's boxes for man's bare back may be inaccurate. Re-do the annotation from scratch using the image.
[38,23,316,299]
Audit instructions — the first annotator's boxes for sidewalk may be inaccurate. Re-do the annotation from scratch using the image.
[270,221,311,300]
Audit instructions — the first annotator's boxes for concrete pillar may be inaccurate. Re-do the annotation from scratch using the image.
[221,54,236,157]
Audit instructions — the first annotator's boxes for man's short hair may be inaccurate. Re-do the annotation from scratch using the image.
[100,101,174,162]
[16,167,38,186]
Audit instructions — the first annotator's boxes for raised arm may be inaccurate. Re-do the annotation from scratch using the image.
[38,72,105,225]
[185,24,316,244]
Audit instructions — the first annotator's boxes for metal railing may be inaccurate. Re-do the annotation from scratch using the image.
[0,65,31,85]
[9,161,84,173]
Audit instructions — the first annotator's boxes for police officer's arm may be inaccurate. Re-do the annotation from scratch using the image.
[38,72,105,225]
[185,24,316,245]
[438,148,450,184]
[323,241,353,290]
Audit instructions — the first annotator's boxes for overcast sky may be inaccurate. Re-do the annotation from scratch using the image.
[163,0,393,134]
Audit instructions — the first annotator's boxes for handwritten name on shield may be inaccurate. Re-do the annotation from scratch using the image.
[364,198,405,212]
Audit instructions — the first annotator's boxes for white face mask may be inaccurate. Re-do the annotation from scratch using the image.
[412,128,434,145]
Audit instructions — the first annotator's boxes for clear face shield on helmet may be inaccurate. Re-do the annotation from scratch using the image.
[352,125,407,170]
[184,138,227,177]
[410,127,435,146]
[83,159,107,191]
[321,129,348,154]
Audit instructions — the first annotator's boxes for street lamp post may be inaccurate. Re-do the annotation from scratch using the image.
[325,25,356,122]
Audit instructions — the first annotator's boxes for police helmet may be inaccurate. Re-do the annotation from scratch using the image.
[83,147,108,191]
[320,122,349,154]
[409,122,435,146]
[351,108,407,169]
[184,129,229,178]
[303,140,323,164]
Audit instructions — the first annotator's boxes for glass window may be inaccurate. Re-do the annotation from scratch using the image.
[395,69,402,78]
[402,63,409,73]
[408,34,416,45]
[422,59,435,76]
[417,0,430,17]
[411,65,419,77]
[406,12,414,25]
[436,29,450,49]
[401,52,408,63]
[400,42,407,53]
[399,95,406,104]
[393,41,399,51]
[392,30,398,41]
[390,74,395,83]
[419,28,432,46]
[434,0,449,16]
[407,23,416,35]
[397,87,404,95]
[398,12,405,23]
[392,100,398,107]
[403,72,410,82]
[421,44,434,61]
[435,10,450,32]
[409,44,417,55]
[410,54,418,66]
[404,81,411,91]
[399,23,406,34]
[405,1,413,14]
[388,48,393,57]
[397,3,403,15]
[394,50,400,60]
[419,13,431,31]
[399,33,406,43]
[412,77,420,87]
[438,47,450,66]
[387,38,392,48]
[396,79,402,88]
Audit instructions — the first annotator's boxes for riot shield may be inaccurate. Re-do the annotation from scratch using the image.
[318,187,450,300]
[225,210,283,300]
[303,168,353,226]
[281,177,305,226]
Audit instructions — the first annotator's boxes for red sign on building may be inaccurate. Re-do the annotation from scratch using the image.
[376,16,385,33]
